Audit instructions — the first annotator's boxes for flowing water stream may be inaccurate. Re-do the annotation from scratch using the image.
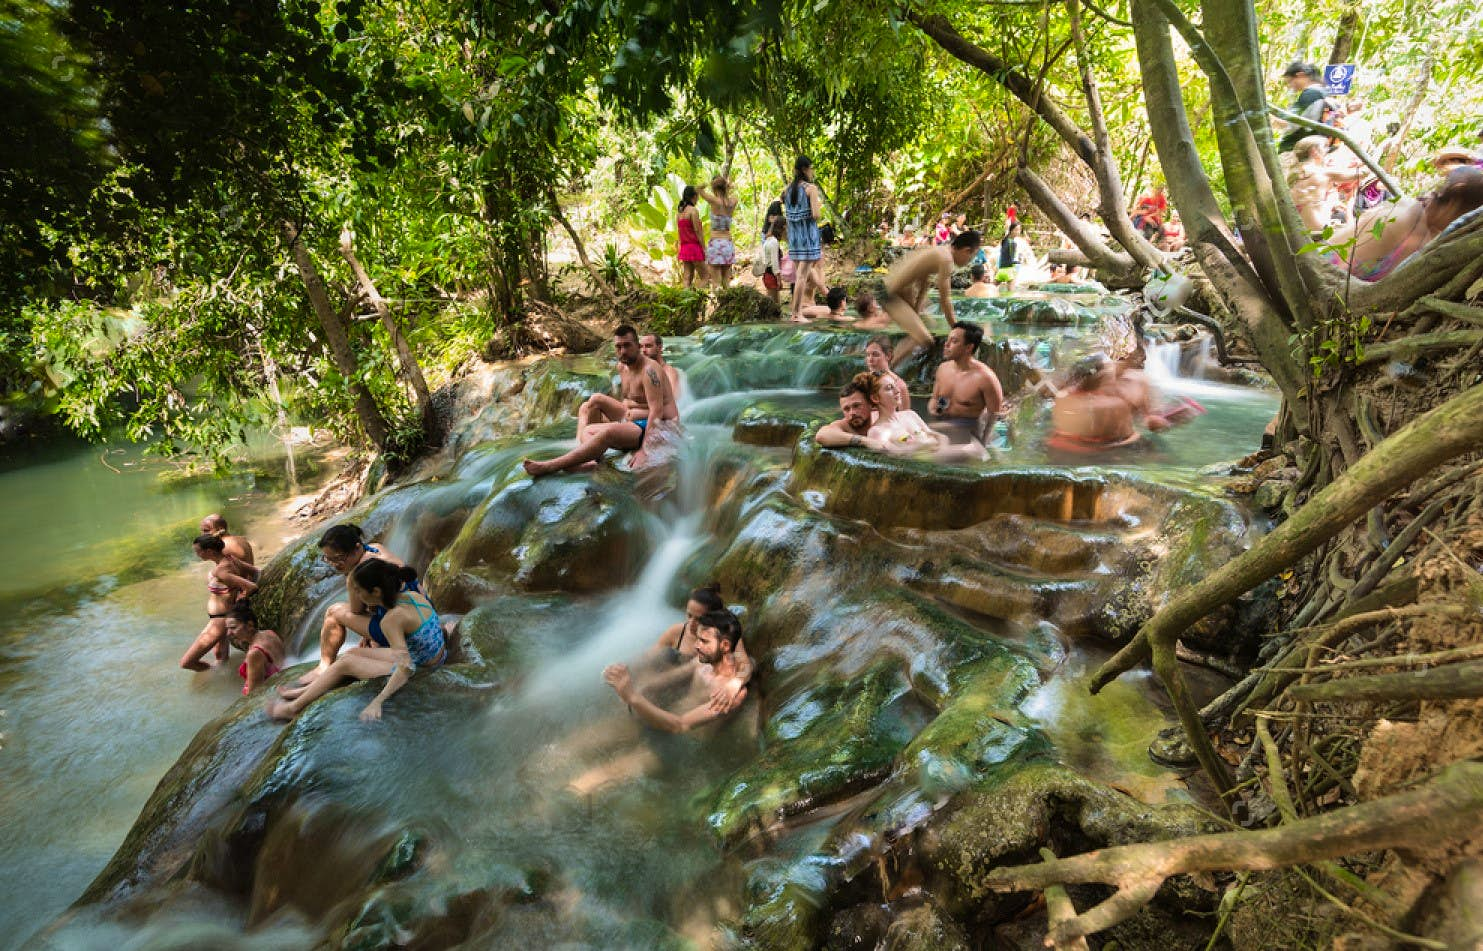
[16,309,1280,948]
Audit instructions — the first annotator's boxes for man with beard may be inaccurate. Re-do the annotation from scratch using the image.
[815,378,888,450]
[928,320,1004,449]
[524,324,679,477]
[603,609,749,733]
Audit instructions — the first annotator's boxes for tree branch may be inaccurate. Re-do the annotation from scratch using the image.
[1016,166,1138,275]
[1268,105,1403,198]
[1290,659,1483,703]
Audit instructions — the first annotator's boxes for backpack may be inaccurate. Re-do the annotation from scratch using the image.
[779,250,796,283]
[752,246,767,277]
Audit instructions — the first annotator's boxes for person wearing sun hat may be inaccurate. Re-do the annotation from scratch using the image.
[1433,145,1480,174]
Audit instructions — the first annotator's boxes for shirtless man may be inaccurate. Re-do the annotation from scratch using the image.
[200,513,254,565]
[603,609,749,733]
[815,378,888,451]
[524,324,679,477]
[639,332,681,394]
[1114,349,1204,431]
[1047,355,1139,453]
[964,264,996,298]
[853,293,892,330]
[929,321,1003,448]
[883,230,982,366]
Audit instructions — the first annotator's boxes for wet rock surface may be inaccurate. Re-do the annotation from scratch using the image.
[51,322,1268,950]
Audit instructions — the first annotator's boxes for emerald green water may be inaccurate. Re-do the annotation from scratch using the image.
[0,438,305,950]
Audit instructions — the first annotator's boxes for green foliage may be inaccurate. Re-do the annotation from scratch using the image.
[638,286,712,337]
[597,243,640,293]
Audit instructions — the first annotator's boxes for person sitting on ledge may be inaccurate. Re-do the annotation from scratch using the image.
[524,324,679,478]
[863,336,910,412]
[853,292,892,330]
[929,320,1003,450]
[964,263,997,298]
[816,378,888,451]
[1046,354,1141,454]
[297,523,407,683]
[640,332,681,395]
[267,559,446,722]
[224,603,286,696]
[799,286,854,322]
[604,608,749,733]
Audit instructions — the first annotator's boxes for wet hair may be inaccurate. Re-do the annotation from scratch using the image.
[826,286,847,310]
[849,369,888,404]
[951,229,982,250]
[679,185,698,210]
[689,582,724,613]
[787,155,813,206]
[952,321,984,353]
[970,264,986,281]
[1068,354,1110,390]
[865,334,891,355]
[839,378,871,401]
[201,513,228,533]
[614,324,639,341]
[697,608,742,650]
[194,533,226,553]
[855,293,879,317]
[226,603,257,626]
[319,523,365,554]
[351,558,419,607]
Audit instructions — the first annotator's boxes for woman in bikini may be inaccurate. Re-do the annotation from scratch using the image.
[224,603,286,696]
[856,371,953,456]
[1326,166,1483,281]
[181,534,259,671]
[268,559,446,722]
[863,337,910,412]
[650,582,753,713]
[697,174,739,288]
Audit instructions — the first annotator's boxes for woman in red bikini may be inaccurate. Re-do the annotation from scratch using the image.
[224,603,286,695]
[181,533,259,671]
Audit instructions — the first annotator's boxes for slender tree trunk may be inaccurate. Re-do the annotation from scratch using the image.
[1328,5,1362,65]
[548,196,619,307]
[251,329,297,490]
[1381,34,1439,173]
[338,228,433,428]
[281,220,390,450]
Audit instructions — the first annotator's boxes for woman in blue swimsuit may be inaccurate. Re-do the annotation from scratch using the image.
[267,559,446,722]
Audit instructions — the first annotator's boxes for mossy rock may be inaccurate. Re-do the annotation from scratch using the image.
[733,402,835,448]
[1001,297,1089,325]
[881,903,970,951]
[710,284,782,325]
[789,439,1107,530]
[428,467,652,605]
[1024,281,1109,295]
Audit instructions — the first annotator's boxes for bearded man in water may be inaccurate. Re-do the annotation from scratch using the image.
[882,231,983,366]
[928,321,1003,448]
[603,609,749,733]
[524,325,679,477]
[815,378,888,451]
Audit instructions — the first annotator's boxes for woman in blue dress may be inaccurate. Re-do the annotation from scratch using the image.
[783,155,824,322]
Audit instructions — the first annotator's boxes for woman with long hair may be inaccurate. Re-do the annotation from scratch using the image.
[697,174,739,288]
[676,185,706,289]
[782,156,824,321]
[180,533,260,671]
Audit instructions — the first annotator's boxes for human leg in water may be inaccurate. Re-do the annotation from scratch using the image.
[524,420,644,477]
[180,618,227,671]
[266,647,398,720]
[290,602,377,686]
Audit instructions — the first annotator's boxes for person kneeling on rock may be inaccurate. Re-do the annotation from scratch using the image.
[267,559,446,723]
[603,609,749,733]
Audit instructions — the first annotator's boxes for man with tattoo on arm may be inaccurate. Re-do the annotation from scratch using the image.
[815,378,888,452]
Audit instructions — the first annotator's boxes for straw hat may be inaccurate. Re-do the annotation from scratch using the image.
[1434,145,1480,167]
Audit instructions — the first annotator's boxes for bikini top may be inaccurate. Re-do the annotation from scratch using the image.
[710,212,733,231]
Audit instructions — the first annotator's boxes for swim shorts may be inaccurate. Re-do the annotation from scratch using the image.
[705,237,736,267]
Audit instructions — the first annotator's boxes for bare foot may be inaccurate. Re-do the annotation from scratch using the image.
[890,339,930,370]
[264,698,297,721]
[523,458,555,478]
[276,683,308,700]
[789,315,812,323]
[573,460,599,472]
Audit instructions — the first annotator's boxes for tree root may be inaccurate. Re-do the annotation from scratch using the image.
[1090,383,1483,795]
[982,762,1483,946]
[1289,659,1483,703]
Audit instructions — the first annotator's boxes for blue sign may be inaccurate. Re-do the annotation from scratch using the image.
[1324,63,1356,95]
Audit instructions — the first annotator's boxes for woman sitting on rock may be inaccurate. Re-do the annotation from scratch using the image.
[224,603,286,696]
[181,533,260,672]
[267,559,445,722]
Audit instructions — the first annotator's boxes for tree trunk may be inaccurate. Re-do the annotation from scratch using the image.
[338,228,433,430]
[549,195,619,307]
[281,220,391,451]
[1381,34,1438,173]
[1328,5,1362,65]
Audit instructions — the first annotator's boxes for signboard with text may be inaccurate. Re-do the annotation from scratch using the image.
[1324,63,1356,95]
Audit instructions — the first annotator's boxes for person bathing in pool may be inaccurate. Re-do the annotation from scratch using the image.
[863,336,909,412]
[1046,354,1141,454]
[650,583,754,713]
[882,230,982,367]
[605,608,749,733]
[181,533,260,671]
[268,559,446,722]
[224,603,286,696]
[295,522,407,684]
[929,321,1003,451]
[524,324,679,478]
[200,513,254,565]
[798,286,854,322]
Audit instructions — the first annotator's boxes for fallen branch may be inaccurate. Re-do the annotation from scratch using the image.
[1040,848,1092,951]
[983,761,1483,946]
[1357,330,1483,366]
[1289,659,1483,703]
